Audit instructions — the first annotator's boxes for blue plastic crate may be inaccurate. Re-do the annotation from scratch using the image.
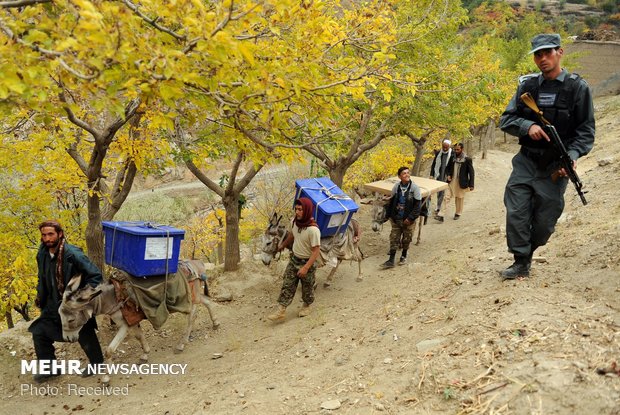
[102,221,185,277]
[294,177,359,236]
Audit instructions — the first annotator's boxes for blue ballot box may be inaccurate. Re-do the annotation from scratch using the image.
[294,177,359,236]
[102,221,185,277]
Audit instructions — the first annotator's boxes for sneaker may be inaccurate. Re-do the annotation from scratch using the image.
[398,257,407,266]
[434,216,444,223]
[380,260,395,269]
[500,262,530,280]
[81,366,96,378]
[454,214,460,220]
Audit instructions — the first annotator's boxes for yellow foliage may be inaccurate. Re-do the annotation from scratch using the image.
[344,136,415,191]
[239,207,267,244]
[181,210,225,260]
[0,231,37,318]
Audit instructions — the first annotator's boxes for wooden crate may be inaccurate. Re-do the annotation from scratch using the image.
[363,176,449,197]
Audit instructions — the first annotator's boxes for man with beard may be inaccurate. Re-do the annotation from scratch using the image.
[435,143,475,222]
[28,220,104,382]
[267,198,321,323]
[429,139,454,215]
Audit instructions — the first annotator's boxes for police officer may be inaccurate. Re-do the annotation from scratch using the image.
[499,33,595,279]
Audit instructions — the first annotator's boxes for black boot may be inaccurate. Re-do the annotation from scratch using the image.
[500,256,530,280]
[381,251,396,269]
[526,245,538,272]
[33,372,61,383]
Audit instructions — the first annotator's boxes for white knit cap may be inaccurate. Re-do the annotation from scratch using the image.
[442,139,452,145]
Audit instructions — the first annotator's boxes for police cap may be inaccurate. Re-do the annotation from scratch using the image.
[529,33,561,54]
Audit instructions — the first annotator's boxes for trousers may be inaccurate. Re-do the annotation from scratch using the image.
[504,151,568,258]
[277,255,316,307]
[30,315,104,364]
[388,217,414,253]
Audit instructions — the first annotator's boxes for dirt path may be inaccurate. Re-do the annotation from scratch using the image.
[1,97,619,415]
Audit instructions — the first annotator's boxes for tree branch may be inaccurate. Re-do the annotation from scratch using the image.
[66,139,89,176]
[58,58,99,80]
[355,118,391,155]
[0,0,50,8]
[59,91,102,140]
[234,161,264,194]
[120,0,186,41]
[100,98,142,143]
[0,16,61,56]
[102,157,137,220]
[185,159,225,198]
[227,151,244,193]
[0,16,99,79]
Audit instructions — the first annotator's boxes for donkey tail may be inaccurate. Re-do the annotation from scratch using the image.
[200,274,210,297]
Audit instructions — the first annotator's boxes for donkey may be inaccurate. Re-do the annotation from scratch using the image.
[59,259,219,384]
[261,212,363,287]
[370,196,429,245]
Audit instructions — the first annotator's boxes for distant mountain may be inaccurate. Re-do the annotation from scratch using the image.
[465,0,619,40]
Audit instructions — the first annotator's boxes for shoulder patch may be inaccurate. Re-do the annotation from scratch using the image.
[569,72,588,86]
[518,73,539,84]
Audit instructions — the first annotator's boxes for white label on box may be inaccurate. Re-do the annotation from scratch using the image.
[327,212,348,229]
[144,237,174,260]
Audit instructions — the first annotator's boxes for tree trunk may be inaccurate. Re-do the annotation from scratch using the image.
[482,122,489,160]
[5,311,14,329]
[217,243,224,265]
[85,191,105,273]
[223,194,241,271]
[64,100,141,275]
[328,165,348,188]
[411,138,427,176]
[14,304,30,321]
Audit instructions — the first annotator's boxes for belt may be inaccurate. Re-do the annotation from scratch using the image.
[291,254,309,262]
[520,146,546,161]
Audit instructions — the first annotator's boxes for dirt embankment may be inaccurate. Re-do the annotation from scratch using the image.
[565,41,620,97]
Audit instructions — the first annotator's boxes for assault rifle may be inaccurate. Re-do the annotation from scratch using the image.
[520,92,588,205]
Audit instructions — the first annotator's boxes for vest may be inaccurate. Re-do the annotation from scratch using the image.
[388,182,420,220]
[516,72,581,149]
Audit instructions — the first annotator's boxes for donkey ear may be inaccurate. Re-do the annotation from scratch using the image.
[88,289,103,301]
[76,285,102,303]
[66,275,82,293]
[276,214,282,226]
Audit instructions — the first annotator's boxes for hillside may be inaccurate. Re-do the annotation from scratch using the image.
[0,94,618,414]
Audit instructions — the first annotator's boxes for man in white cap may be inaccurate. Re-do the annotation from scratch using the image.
[429,138,454,219]
[498,33,595,280]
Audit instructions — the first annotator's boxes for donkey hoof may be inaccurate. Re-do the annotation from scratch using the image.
[212,321,221,330]
[139,356,148,364]
[323,282,331,288]
[356,276,363,282]
[174,345,185,354]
